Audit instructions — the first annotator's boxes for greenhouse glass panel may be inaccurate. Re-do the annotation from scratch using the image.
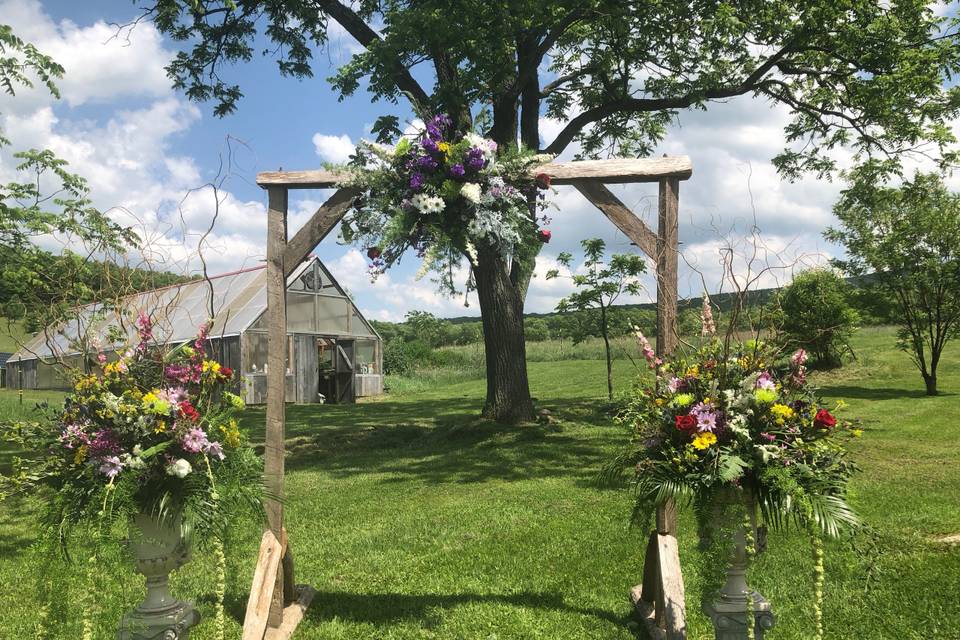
[355,339,378,374]
[317,296,350,333]
[287,292,317,332]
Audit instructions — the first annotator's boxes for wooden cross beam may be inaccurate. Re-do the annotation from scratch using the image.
[246,154,692,640]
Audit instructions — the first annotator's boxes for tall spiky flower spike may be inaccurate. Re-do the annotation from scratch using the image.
[700,291,716,336]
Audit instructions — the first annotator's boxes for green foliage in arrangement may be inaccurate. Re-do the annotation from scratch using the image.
[828,171,960,395]
[775,269,860,368]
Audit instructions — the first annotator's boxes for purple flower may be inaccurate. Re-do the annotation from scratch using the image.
[760,432,777,443]
[136,310,153,345]
[448,163,465,178]
[421,137,440,153]
[414,155,439,173]
[204,441,225,461]
[424,114,452,140]
[667,377,684,393]
[165,364,199,384]
[409,172,425,191]
[98,455,124,479]
[465,147,486,171]
[87,429,121,457]
[181,428,210,454]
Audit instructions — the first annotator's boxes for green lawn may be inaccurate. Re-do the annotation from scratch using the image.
[0,327,958,638]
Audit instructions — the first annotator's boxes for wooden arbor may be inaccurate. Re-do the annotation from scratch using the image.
[241,156,693,639]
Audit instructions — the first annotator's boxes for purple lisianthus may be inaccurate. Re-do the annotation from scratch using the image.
[204,441,225,461]
[409,172,425,191]
[414,154,439,172]
[98,455,124,479]
[165,364,199,384]
[667,376,685,393]
[181,428,210,454]
[60,423,90,449]
[465,147,486,171]
[424,114,452,140]
[448,163,465,179]
[421,137,440,153]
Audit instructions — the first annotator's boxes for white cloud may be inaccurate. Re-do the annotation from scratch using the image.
[312,133,355,163]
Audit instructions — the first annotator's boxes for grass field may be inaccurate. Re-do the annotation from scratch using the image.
[0,326,958,639]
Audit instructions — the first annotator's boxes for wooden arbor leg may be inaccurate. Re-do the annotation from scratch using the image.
[574,175,685,639]
[243,185,312,640]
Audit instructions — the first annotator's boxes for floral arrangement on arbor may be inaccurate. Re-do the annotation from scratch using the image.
[339,114,553,292]
[611,309,861,639]
[1,312,262,638]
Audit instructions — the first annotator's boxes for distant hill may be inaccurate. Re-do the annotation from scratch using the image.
[443,284,782,325]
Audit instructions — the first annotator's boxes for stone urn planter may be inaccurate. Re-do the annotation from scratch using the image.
[118,512,200,640]
[702,490,776,640]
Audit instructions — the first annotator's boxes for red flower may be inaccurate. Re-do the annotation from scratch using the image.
[179,400,200,423]
[367,246,382,260]
[675,414,698,435]
[535,173,551,189]
[537,229,552,243]
[220,367,233,379]
[814,408,836,429]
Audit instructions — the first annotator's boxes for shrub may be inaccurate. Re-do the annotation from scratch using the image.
[776,269,859,366]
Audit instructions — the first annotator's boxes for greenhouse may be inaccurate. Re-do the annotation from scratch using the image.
[4,257,383,404]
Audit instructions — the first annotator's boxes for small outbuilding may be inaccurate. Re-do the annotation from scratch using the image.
[4,257,383,404]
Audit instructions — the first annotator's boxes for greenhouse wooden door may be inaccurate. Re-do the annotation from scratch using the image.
[335,340,355,404]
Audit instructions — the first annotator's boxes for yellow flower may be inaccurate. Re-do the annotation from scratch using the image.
[437,141,451,154]
[219,420,241,448]
[692,432,717,450]
[202,359,222,374]
[851,428,863,438]
[770,403,795,425]
[685,365,700,378]
[74,445,88,465]
[655,398,666,406]
[154,420,167,434]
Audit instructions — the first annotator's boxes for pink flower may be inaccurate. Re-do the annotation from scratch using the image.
[791,348,808,368]
[204,441,225,460]
[181,428,210,453]
[667,377,684,393]
[633,326,659,368]
[98,456,124,479]
[755,371,776,391]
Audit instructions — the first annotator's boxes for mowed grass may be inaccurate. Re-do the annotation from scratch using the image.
[0,327,958,638]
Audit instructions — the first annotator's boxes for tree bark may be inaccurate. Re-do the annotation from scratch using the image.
[472,244,535,423]
[923,371,938,396]
[600,303,613,401]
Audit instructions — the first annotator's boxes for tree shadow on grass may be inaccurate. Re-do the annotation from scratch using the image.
[817,384,955,401]
[243,396,626,485]
[301,588,635,631]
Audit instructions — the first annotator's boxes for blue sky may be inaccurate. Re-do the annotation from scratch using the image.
[4,0,914,322]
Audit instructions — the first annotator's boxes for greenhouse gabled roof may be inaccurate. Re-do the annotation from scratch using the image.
[10,257,359,361]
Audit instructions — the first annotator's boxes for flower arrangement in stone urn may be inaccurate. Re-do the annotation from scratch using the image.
[605,298,861,640]
[0,313,263,639]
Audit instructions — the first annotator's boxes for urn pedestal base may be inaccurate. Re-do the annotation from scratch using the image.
[703,590,776,640]
[118,513,201,640]
[118,602,200,640]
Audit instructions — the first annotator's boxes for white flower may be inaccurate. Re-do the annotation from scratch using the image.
[460,182,482,203]
[465,241,478,264]
[166,458,192,478]
[410,193,445,215]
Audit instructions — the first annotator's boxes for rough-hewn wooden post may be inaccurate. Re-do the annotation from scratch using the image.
[265,185,289,625]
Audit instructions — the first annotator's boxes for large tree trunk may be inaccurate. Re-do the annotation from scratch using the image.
[472,244,535,423]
